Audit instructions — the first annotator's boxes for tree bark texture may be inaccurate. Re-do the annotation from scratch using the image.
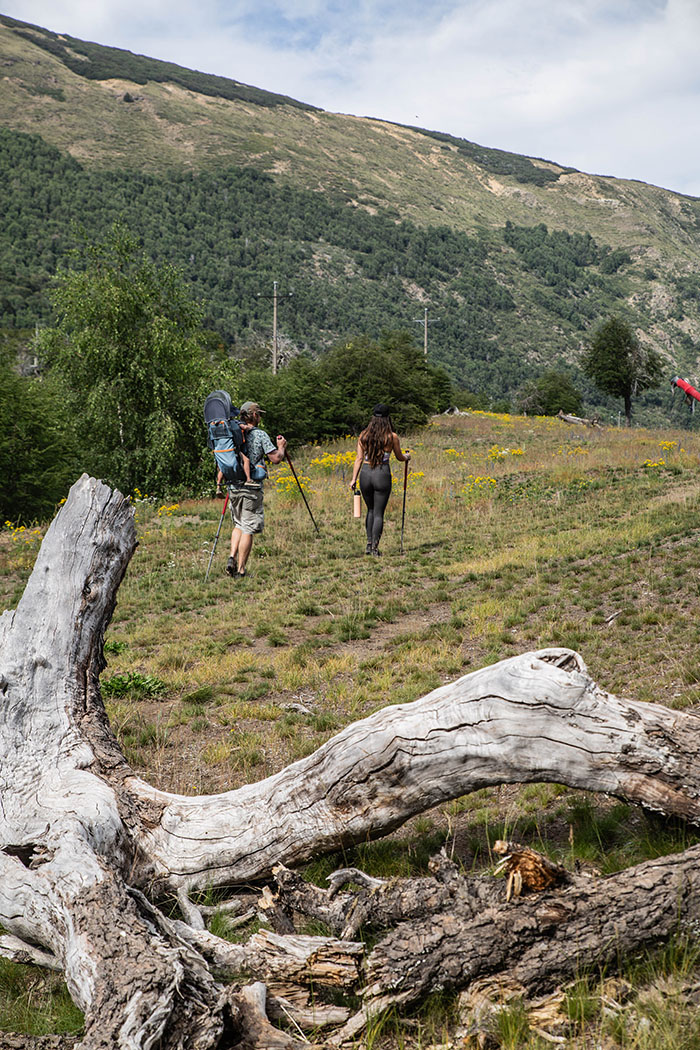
[262,846,700,1041]
[2,475,700,1047]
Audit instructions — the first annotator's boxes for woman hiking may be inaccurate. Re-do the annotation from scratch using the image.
[350,404,410,556]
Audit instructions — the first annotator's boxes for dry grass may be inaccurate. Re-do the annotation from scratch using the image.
[4,410,700,793]
[3,409,700,1046]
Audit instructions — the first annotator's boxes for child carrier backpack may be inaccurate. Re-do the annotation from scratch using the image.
[204,390,247,485]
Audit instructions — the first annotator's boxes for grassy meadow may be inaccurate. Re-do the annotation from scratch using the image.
[3,408,700,1048]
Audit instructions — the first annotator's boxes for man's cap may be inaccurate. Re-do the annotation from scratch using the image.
[372,403,391,417]
[240,401,263,416]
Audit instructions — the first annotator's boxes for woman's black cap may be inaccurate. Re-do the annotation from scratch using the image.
[372,404,390,417]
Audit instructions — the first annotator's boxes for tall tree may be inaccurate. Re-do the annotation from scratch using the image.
[581,316,663,425]
[37,224,218,495]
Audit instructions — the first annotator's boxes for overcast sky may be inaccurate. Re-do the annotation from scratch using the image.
[4,0,700,197]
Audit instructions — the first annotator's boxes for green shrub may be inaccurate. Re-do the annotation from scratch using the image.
[101,671,167,700]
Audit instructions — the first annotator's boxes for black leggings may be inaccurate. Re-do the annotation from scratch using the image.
[359,463,392,549]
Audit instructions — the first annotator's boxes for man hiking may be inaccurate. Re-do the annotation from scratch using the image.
[226,401,287,579]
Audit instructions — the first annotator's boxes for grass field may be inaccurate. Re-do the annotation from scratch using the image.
[3,409,700,1047]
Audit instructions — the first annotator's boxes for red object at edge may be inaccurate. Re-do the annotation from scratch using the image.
[672,376,700,403]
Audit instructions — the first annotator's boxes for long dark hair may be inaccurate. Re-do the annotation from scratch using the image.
[360,414,394,467]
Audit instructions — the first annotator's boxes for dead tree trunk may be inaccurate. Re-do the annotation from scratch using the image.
[2,474,700,1047]
[262,841,700,1043]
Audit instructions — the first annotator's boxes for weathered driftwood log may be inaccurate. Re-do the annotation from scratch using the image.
[267,853,504,941]
[2,474,700,1048]
[557,409,602,427]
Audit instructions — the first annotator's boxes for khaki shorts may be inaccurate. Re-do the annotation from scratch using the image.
[229,484,264,535]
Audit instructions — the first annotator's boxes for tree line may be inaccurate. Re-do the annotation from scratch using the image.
[2,223,666,524]
[2,228,453,522]
[0,127,653,401]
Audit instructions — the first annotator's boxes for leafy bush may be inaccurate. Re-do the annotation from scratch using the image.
[101,671,167,700]
[0,342,78,522]
[244,330,452,441]
[514,369,583,416]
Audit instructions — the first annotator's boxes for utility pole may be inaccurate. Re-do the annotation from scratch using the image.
[272,280,278,375]
[412,307,439,358]
[257,281,293,374]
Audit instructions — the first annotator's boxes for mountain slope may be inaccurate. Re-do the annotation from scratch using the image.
[2,14,700,407]
[2,14,699,254]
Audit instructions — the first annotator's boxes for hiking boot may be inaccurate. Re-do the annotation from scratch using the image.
[226,556,237,577]
[371,547,382,557]
[236,570,247,580]
[215,486,224,499]
[365,543,373,555]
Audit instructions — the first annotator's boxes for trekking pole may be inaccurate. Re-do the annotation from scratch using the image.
[400,459,409,554]
[205,491,229,581]
[284,447,320,535]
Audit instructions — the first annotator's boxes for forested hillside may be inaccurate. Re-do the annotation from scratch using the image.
[1,126,687,401]
[2,13,700,407]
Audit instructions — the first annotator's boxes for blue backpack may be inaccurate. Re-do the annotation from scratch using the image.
[204,390,247,485]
